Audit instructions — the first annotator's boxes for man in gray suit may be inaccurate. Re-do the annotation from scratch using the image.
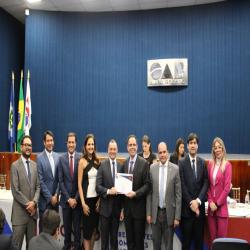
[28,209,64,250]
[96,139,124,250]
[10,135,40,249]
[146,142,182,250]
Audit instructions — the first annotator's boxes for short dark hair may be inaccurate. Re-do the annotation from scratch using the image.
[126,135,138,144]
[21,135,32,145]
[0,208,6,235]
[187,133,199,144]
[43,131,54,141]
[43,209,60,236]
[66,132,77,143]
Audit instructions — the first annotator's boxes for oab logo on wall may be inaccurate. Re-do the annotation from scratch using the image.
[147,58,188,87]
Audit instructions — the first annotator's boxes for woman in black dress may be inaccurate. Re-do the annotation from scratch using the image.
[169,138,186,165]
[78,134,100,250]
[138,135,157,168]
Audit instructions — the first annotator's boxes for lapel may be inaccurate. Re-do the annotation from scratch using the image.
[196,156,201,182]
[43,150,54,178]
[72,152,79,181]
[106,159,113,181]
[124,157,129,174]
[155,163,160,195]
[186,155,195,184]
[65,153,72,179]
[166,161,172,190]
[133,156,139,174]
[212,163,221,186]
[19,158,31,187]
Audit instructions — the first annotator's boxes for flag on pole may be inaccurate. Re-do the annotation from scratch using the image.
[24,72,32,135]
[8,75,16,152]
[17,74,25,153]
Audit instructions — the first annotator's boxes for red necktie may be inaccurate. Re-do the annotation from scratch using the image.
[70,156,73,179]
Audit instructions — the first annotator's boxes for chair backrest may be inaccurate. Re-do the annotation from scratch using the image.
[232,187,240,202]
[212,238,250,250]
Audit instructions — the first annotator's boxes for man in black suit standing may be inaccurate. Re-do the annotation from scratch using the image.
[123,135,150,250]
[96,139,124,250]
[178,133,208,250]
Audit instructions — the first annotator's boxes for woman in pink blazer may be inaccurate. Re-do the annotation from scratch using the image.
[207,137,232,243]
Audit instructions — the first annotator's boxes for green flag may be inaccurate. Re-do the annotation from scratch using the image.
[17,77,25,153]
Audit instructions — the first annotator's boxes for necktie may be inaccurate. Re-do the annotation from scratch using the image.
[26,161,31,183]
[70,156,73,179]
[112,161,115,185]
[129,161,134,174]
[49,153,54,177]
[159,165,165,208]
[192,159,196,181]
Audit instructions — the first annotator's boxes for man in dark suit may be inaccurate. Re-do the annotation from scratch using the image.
[0,208,18,250]
[36,131,60,233]
[58,132,81,250]
[10,135,40,249]
[123,135,150,250]
[96,139,124,250]
[146,142,182,250]
[28,209,65,250]
[178,133,208,250]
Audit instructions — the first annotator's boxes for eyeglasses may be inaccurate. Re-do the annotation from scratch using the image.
[213,146,222,151]
[128,144,137,147]
[21,143,33,148]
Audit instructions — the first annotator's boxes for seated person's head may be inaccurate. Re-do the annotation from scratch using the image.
[0,208,6,235]
[43,209,60,238]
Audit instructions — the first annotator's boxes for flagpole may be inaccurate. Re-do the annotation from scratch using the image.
[12,71,17,153]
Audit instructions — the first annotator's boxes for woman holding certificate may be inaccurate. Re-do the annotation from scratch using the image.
[207,137,232,242]
[78,134,100,250]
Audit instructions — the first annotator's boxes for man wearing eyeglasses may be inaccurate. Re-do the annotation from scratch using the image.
[10,135,41,249]
[36,131,60,233]
[123,135,150,250]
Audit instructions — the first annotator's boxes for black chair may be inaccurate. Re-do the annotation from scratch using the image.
[212,238,250,250]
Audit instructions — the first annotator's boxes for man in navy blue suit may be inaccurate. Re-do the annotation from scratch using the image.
[96,139,124,250]
[178,133,208,250]
[36,131,60,233]
[58,132,81,250]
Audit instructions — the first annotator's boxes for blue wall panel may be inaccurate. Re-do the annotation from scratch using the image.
[24,0,250,154]
[0,8,25,152]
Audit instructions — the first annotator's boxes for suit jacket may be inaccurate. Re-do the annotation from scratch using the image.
[146,161,182,226]
[36,150,60,211]
[28,232,65,250]
[58,151,81,208]
[123,155,150,219]
[10,158,40,225]
[207,160,232,217]
[178,155,208,219]
[96,158,124,218]
[0,234,19,250]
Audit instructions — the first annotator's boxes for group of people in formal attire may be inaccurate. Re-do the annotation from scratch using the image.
[7,131,232,250]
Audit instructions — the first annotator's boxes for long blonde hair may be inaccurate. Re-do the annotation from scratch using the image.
[211,137,227,173]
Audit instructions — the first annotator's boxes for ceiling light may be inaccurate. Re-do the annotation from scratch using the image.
[27,0,41,3]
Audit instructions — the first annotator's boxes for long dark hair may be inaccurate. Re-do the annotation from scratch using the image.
[141,135,154,154]
[81,134,100,166]
[173,138,186,159]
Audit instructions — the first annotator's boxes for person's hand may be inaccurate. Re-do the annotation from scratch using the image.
[120,210,124,221]
[83,204,90,216]
[125,191,136,199]
[69,199,76,209]
[146,216,152,225]
[174,219,179,228]
[26,201,35,213]
[190,200,198,212]
[210,202,217,213]
[109,187,117,195]
[30,209,36,217]
[196,208,200,217]
[95,199,100,212]
[50,195,57,206]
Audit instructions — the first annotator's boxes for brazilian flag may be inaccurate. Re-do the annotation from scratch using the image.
[17,78,25,153]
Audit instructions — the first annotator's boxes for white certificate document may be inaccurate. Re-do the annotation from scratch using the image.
[115,173,133,194]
